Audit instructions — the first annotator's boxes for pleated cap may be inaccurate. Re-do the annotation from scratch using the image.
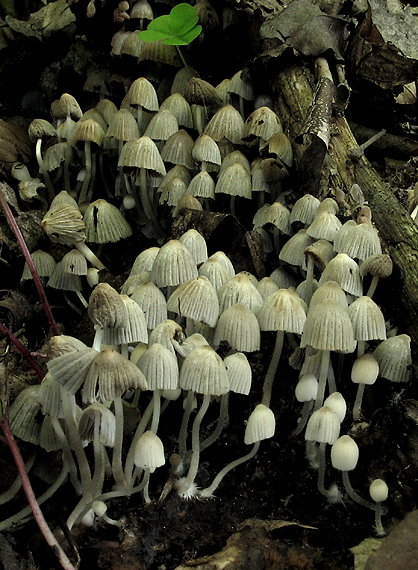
[179,344,229,396]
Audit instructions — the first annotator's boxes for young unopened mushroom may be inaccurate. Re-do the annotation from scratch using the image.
[351,353,379,420]
[293,373,318,436]
[369,478,389,536]
[199,403,275,498]
[330,435,375,509]
[305,406,341,499]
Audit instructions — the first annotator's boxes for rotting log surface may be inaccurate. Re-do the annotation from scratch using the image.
[270,63,418,358]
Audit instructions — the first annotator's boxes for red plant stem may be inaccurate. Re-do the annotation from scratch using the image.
[0,321,45,380]
[0,183,60,336]
[0,414,77,570]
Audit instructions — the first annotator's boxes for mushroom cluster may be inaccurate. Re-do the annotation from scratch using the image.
[1,4,410,538]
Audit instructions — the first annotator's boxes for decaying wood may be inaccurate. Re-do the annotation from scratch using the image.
[270,62,418,357]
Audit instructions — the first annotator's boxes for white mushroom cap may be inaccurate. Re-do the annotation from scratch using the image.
[179,344,229,396]
[134,430,165,473]
[369,478,388,502]
[305,406,340,444]
[330,435,359,471]
[244,404,275,445]
[351,353,379,385]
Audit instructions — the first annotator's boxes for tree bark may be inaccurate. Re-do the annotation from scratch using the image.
[268,62,418,358]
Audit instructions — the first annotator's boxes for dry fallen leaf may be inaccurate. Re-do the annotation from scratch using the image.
[5,0,76,41]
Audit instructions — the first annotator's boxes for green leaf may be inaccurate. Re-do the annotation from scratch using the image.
[163,25,202,45]
[138,28,172,43]
[138,2,202,46]
[169,3,199,36]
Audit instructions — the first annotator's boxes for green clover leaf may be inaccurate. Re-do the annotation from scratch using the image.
[138,3,202,46]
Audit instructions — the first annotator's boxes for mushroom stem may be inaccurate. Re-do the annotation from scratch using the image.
[124,399,154,485]
[177,393,211,497]
[35,138,55,202]
[200,392,229,452]
[78,140,92,205]
[313,350,331,411]
[374,502,386,536]
[75,241,107,271]
[341,470,376,510]
[199,441,260,498]
[261,330,284,408]
[178,390,195,461]
[292,400,314,436]
[112,396,127,489]
[366,275,379,298]
[138,168,167,244]
[353,383,366,421]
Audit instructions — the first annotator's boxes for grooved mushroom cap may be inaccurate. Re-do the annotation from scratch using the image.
[192,134,222,167]
[83,199,132,244]
[159,176,187,206]
[173,194,203,216]
[56,93,83,120]
[289,194,320,225]
[184,77,222,108]
[351,353,379,385]
[167,275,219,327]
[224,352,252,395]
[208,251,235,277]
[103,295,148,345]
[214,303,261,352]
[318,253,363,297]
[160,93,194,128]
[41,203,85,245]
[125,77,159,111]
[122,135,166,175]
[257,277,279,301]
[106,108,140,141]
[228,69,254,101]
[373,334,412,383]
[198,258,232,291]
[305,406,340,444]
[47,261,83,292]
[218,273,263,314]
[134,430,165,472]
[21,250,56,281]
[279,229,314,267]
[144,109,179,142]
[244,404,275,445]
[28,118,57,142]
[39,372,64,418]
[130,247,160,276]
[330,435,359,471]
[347,296,387,341]
[266,201,291,234]
[306,210,342,242]
[79,403,116,447]
[301,298,356,353]
[258,288,307,334]
[48,334,88,359]
[179,344,229,396]
[148,319,185,356]
[9,385,42,445]
[88,283,128,329]
[243,106,283,141]
[130,281,167,330]
[161,129,195,169]
[137,343,179,391]
[73,118,105,146]
[150,239,198,287]
[83,348,148,403]
[61,249,88,275]
[336,220,382,260]
[203,104,244,144]
[47,347,99,395]
[215,161,252,198]
[308,281,348,312]
[179,229,208,265]
[359,253,393,279]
